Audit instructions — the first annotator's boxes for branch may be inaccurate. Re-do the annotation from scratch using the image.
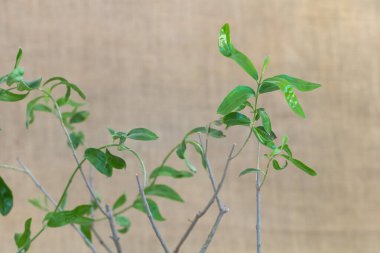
[136,175,170,253]
[173,143,235,253]
[16,159,97,253]
[105,205,123,253]
[255,142,262,253]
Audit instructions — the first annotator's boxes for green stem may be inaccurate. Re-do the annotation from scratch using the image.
[94,205,133,222]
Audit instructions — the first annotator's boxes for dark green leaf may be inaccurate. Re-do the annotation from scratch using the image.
[0,176,13,216]
[85,148,113,177]
[288,158,317,176]
[80,224,92,243]
[252,127,275,149]
[126,128,158,141]
[222,112,251,127]
[14,218,32,252]
[70,111,90,124]
[239,168,260,176]
[0,88,28,102]
[150,166,193,180]
[112,193,127,210]
[133,198,165,221]
[258,109,271,133]
[14,48,23,69]
[217,85,256,115]
[272,159,288,170]
[105,149,126,169]
[144,184,183,202]
[69,131,85,149]
[44,205,93,227]
[176,140,186,159]
[185,126,225,138]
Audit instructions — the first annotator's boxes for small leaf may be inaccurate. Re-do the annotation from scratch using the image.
[184,153,197,173]
[105,149,126,169]
[217,85,256,115]
[80,224,92,243]
[0,176,13,216]
[28,198,48,211]
[150,166,193,180]
[108,128,128,145]
[258,109,271,133]
[239,168,260,176]
[144,184,183,202]
[288,158,317,176]
[272,159,288,170]
[176,140,186,160]
[115,215,131,234]
[14,218,32,252]
[70,111,90,124]
[218,23,233,57]
[6,67,24,86]
[14,48,23,69]
[126,128,158,141]
[252,127,275,149]
[85,148,113,177]
[113,193,127,210]
[0,88,28,102]
[222,112,251,127]
[69,131,85,149]
[44,205,93,227]
[185,126,225,139]
[274,74,321,92]
[133,198,165,221]
[261,56,270,78]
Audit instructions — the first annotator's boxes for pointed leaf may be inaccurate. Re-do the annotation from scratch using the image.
[239,168,260,176]
[144,184,183,202]
[115,215,131,234]
[275,74,321,92]
[112,193,127,210]
[150,166,193,180]
[217,85,255,115]
[222,112,251,127]
[85,148,113,177]
[288,158,317,176]
[14,48,23,69]
[0,88,28,102]
[0,176,13,216]
[133,198,165,221]
[80,224,92,243]
[272,159,288,170]
[258,109,271,133]
[126,128,158,141]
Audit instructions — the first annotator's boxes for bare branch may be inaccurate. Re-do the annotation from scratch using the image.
[136,175,170,253]
[255,142,262,253]
[105,205,123,253]
[16,159,97,253]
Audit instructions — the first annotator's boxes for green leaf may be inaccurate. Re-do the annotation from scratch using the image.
[0,74,8,84]
[150,166,193,180]
[58,191,68,210]
[44,205,93,227]
[112,193,127,210]
[133,198,165,221]
[184,153,197,173]
[69,131,85,149]
[274,74,321,92]
[108,128,128,145]
[70,111,90,124]
[239,168,260,176]
[272,159,288,170]
[187,141,207,169]
[282,85,305,118]
[282,144,292,157]
[14,218,32,252]
[85,148,113,177]
[144,184,183,202]
[259,81,279,94]
[258,109,272,133]
[230,49,259,81]
[185,126,225,138]
[176,140,186,159]
[80,224,92,243]
[14,48,23,69]
[217,85,256,115]
[126,128,158,141]
[252,127,275,149]
[261,56,270,78]
[218,23,233,57]
[67,83,86,99]
[6,67,24,86]
[28,198,48,211]
[115,215,131,234]
[105,149,126,169]
[222,112,251,127]
[26,96,45,128]
[0,88,28,102]
[0,176,13,216]
[288,157,317,176]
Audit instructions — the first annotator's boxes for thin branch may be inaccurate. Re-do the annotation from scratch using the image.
[255,142,262,253]
[16,159,97,253]
[92,228,114,253]
[105,205,123,253]
[136,175,170,253]
[173,144,235,253]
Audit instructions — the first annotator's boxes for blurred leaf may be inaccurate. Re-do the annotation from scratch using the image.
[70,111,90,124]
[14,218,32,252]
[0,176,13,216]
[0,74,8,84]
[144,184,183,202]
[115,215,131,234]
[150,166,193,180]
[18,78,42,91]
[274,74,321,92]
[185,126,225,139]
[28,198,48,212]
[14,48,23,69]
[260,56,270,78]
[187,141,207,169]
[44,205,93,227]
[239,168,260,176]
[80,224,92,243]
[218,23,233,57]
[184,153,197,173]
[85,148,112,177]
[126,128,158,141]
[6,67,24,86]
[105,149,126,169]
[0,88,28,102]
[112,193,127,210]
[222,112,251,127]
[259,81,279,94]
[252,127,275,149]
[272,159,288,170]
[133,198,165,221]
[217,85,256,115]
[69,131,85,150]
[108,128,128,145]
[258,109,271,133]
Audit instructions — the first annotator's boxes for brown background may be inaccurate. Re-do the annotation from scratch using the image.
[1,0,379,252]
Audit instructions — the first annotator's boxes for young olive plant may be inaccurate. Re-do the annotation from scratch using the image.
[0,49,193,253]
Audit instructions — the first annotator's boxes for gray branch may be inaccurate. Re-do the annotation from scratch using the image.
[136,175,170,253]
[105,205,123,253]
[255,143,262,253]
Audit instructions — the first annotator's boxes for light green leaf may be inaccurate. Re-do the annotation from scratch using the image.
[126,128,158,141]
[28,198,48,212]
[133,198,165,221]
[85,148,113,177]
[282,85,305,118]
[239,168,260,176]
[258,109,271,133]
[144,184,183,202]
[14,48,23,69]
[222,112,251,127]
[218,23,233,57]
[217,85,256,115]
[184,153,197,173]
[0,88,28,102]
[115,215,131,234]
[44,205,93,227]
[0,176,13,216]
[275,74,321,92]
[150,166,193,180]
[14,218,32,252]
[288,157,317,176]
[112,193,127,210]
[0,74,8,84]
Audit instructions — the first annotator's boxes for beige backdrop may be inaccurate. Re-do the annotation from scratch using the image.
[1,0,379,252]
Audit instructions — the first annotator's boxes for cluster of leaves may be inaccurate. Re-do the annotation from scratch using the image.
[217,23,320,177]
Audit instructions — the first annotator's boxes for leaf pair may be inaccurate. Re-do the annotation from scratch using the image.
[85,148,126,177]
[108,128,159,149]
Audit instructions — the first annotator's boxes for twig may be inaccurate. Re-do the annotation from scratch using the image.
[92,228,114,253]
[173,144,235,253]
[105,205,123,253]
[16,159,97,253]
[255,142,262,253]
[136,175,170,253]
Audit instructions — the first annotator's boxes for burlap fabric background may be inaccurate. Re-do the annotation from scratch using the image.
[1,0,379,252]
